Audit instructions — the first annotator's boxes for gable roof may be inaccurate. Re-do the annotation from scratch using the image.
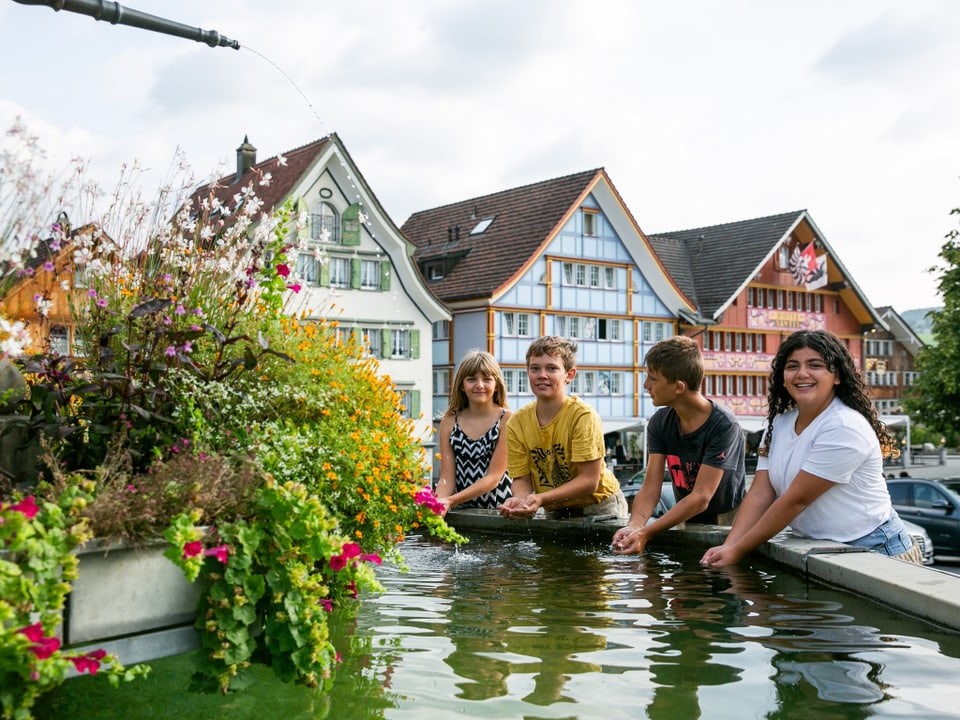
[189,134,449,323]
[191,136,334,214]
[648,210,804,317]
[648,209,885,327]
[876,305,925,356]
[401,169,603,305]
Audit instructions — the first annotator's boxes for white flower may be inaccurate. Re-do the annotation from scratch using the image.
[276,154,287,167]
[73,247,94,264]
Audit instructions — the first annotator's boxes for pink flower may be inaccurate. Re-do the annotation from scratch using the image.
[10,496,39,519]
[341,543,362,559]
[69,649,107,674]
[320,599,333,612]
[175,305,186,315]
[414,488,445,515]
[360,553,382,565]
[203,544,229,564]
[18,623,60,660]
[87,289,98,298]
[329,554,348,572]
[286,283,301,293]
[276,263,290,278]
[182,541,203,559]
[96,298,108,307]
[43,261,55,272]
[165,346,177,357]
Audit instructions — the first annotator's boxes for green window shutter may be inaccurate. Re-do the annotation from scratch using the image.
[319,259,331,287]
[342,203,361,246]
[408,390,421,419]
[350,258,361,289]
[295,196,310,243]
[381,329,391,359]
[379,261,391,291]
[410,329,420,359]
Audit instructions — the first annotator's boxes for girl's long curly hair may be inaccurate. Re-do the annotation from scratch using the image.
[759,330,899,459]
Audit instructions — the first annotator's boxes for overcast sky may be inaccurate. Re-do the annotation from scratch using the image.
[2,0,958,312]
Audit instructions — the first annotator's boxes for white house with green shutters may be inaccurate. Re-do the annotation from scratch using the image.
[203,135,450,443]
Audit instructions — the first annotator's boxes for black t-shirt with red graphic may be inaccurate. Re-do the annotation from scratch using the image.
[646,401,746,523]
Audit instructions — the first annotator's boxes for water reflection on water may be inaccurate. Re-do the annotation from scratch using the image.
[327,533,960,719]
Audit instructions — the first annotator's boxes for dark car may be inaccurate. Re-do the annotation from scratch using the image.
[886,477,960,557]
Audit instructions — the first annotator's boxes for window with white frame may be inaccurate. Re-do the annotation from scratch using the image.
[296,250,321,286]
[517,371,529,394]
[503,312,533,337]
[598,318,620,341]
[654,322,666,342]
[576,264,587,286]
[604,266,616,289]
[583,211,598,236]
[391,329,411,359]
[329,257,350,287]
[642,321,652,343]
[558,316,581,338]
[360,327,381,357]
[360,259,380,289]
[433,369,450,395]
[589,265,601,287]
[311,202,340,244]
[503,369,516,394]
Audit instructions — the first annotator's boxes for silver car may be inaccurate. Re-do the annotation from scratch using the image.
[902,518,935,565]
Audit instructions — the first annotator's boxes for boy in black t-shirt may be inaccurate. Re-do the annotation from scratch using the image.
[612,336,745,555]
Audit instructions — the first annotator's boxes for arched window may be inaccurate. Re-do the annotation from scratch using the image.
[310,202,340,244]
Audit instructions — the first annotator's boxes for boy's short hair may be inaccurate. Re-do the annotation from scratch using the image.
[645,336,704,389]
[525,336,578,370]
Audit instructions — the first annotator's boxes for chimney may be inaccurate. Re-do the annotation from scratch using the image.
[236,135,257,183]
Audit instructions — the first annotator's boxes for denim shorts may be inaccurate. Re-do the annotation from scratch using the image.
[847,512,914,556]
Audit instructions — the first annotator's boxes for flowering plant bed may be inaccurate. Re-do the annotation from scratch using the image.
[0,122,464,718]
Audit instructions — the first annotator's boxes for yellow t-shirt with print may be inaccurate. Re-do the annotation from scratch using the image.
[506,396,620,510]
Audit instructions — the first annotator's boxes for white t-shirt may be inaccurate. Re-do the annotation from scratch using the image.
[756,397,892,542]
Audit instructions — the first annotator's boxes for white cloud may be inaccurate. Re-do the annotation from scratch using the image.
[2,0,958,311]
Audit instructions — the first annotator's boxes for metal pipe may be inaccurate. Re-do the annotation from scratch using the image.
[12,0,240,49]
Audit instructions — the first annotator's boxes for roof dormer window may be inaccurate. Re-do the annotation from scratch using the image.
[470,217,495,235]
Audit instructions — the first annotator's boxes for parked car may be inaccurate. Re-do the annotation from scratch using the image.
[901,519,935,565]
[886,477,960,557]
[620,469,675,519]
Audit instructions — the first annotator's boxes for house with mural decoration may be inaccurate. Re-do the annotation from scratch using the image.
[401,168,697,469]
[647,209,887,442]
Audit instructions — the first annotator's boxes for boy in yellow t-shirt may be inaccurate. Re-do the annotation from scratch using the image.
[498,336,627,520]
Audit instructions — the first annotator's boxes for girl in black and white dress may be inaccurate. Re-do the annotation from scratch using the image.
[436,351,512,514]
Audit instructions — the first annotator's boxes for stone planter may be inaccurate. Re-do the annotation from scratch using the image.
[64,537,205,669]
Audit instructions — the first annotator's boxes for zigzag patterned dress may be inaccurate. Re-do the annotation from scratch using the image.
[450,410,513,509]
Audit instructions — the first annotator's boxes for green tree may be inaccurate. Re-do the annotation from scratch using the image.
[904,206,960,435]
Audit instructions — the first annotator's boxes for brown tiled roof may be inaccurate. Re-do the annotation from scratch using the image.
[190,135,335,214]
[401,169,602,304]
[648,210,805,317]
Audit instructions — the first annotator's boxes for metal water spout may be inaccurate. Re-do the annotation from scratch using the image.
[12,0,241,49]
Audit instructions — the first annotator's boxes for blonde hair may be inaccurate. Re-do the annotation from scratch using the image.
[443,350,508,416]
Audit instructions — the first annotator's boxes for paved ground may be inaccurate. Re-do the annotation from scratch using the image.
[888,453,960,481]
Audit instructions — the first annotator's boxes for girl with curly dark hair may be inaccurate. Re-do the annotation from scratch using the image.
[701,330,922,567]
